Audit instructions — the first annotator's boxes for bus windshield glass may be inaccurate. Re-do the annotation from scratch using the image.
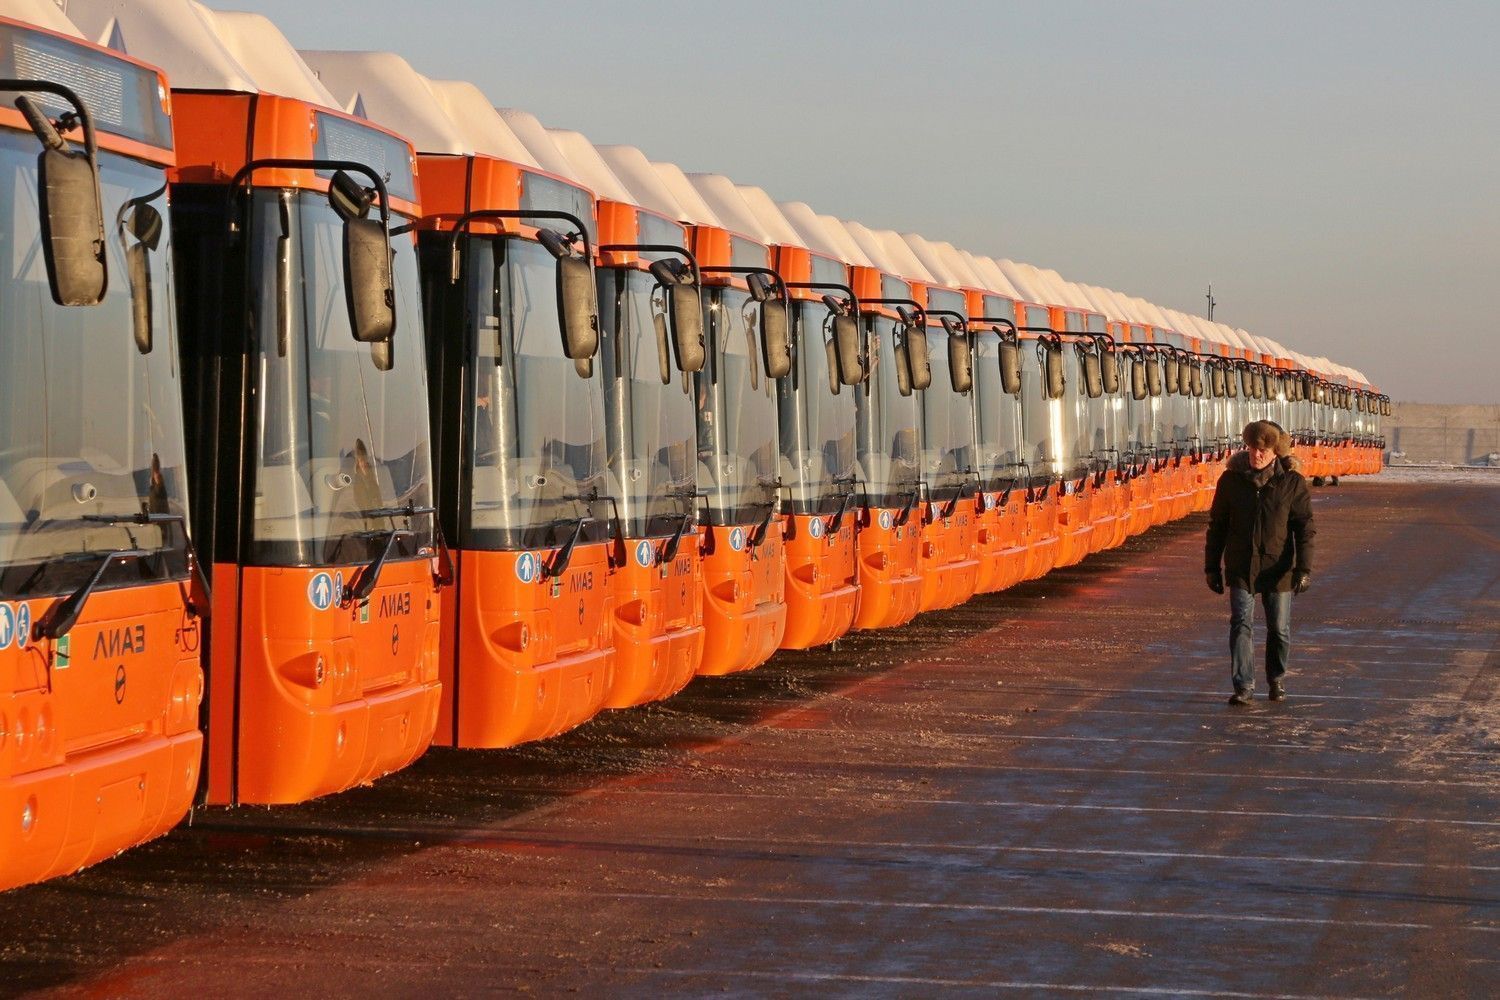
[598,265,695,538]
[465,236,609,549]
[698,287,779,524]
[971,328,1022,484]
[780,298,856,513]
[0,141,190,597]
[919,325,974,494]
[858,315,921,507]
[249,190,434,565]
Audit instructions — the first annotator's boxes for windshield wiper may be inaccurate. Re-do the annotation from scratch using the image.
[824,475,858,535]
[543,490,617,579]
[747,477,784,550]
[894,485,921,527]
[78,511,212,616]
[33,548,152,641]
[342,503,437,603]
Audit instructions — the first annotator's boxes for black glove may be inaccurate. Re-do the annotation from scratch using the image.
[1292,570,1311,595]
[1205,570,1224,594]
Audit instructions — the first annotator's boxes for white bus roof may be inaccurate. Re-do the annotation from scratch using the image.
[967,257,1023,301]
[686,173,772,243]
[900,233,964,288]
[2,0,83,36]
[298,50,467,155]
[596,145,687,220]
[426,80,539,167]
[546,129,633,203]
[811,214,876,268]
[734,186,804,248]
[70,0,335,105]
[494,108,579,180]
[649,161,724,229]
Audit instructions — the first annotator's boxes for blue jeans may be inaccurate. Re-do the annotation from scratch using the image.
[1229,587,1292,693]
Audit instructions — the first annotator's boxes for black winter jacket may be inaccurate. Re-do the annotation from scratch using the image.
[1204,452,1315,593]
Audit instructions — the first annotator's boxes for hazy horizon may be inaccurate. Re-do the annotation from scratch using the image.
[112,0,1500,402]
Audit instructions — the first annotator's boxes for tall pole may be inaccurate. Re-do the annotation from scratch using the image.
[1206,284,1216,321]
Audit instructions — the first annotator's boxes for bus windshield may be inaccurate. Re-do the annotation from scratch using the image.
[466,236,609,549]
[971,329,1022,485]
[858,315,921,507]
[0,139,189,598]
[919,325,974,495]
[598,266,695,538]
[248,190,434,566]
[697,287,779,525]
[780,299,856,514]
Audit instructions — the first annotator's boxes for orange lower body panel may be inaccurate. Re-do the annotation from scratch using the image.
[918,498,980,613]
[852,505,923,632]
[2,581,202,890]
[698,522,786,676]
[216,558,441,804]
[609,535,704,708]
[780,514,858,650]
[975,493,1029,595]
[436,544,613,749]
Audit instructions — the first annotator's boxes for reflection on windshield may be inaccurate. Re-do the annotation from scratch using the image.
[697,288,778,524]
[920,327,974,491]
[0,134,189,594]
[467,237,608,549]
[858,316,921,505]
[780,300,855,512]
[250,190,433,565]
[599,267,695,538]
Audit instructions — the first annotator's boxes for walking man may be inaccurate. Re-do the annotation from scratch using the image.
[1205,421,1315,705]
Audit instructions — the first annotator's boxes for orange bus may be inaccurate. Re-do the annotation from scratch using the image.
[771,245,862,649]
[688,225,789,674]
[911,282,980,612]
[0,18,204,890]
[167,91,440,805]
[849,268,925,631]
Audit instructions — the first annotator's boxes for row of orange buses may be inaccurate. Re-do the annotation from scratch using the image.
[0,1,1386,891]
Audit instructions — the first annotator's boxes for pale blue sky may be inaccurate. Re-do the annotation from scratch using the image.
[212,1,1497,402]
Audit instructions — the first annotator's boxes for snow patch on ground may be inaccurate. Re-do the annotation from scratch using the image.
[1368,465,1500,485]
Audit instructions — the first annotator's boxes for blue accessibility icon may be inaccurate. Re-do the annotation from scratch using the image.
[729,527,745,551]
[0,604,13,650]
[15,603,29,648]
[635,539,654,568]
[308,572,335,611]
[515,551,539,584]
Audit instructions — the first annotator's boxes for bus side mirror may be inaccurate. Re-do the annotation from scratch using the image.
[747,272,791,378]
[999,340,1022,395]
[18,95,107,306]
[948,333,972,394]
[555,253,600,362]
[344,216,396,344]
[1164,353,1180,394]
[1211,366,1226,398]
[1044,342,1065,400]
[1191,364,1204,397]
[648,259,704,373]
[1100,348,1120,395]
[1240,369,1254,397]
[830,305,864,386]
[1146,357,1163,397]
[904,323,931,391]
[1081,346,1103,399]
[1131,357,1147,400]
[329,170,396,345]
[1226,366,1239,398]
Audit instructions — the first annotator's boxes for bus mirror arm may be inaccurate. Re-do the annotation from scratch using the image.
[894,484,920,528]
[748,480,786,550]
[33,549,151,642]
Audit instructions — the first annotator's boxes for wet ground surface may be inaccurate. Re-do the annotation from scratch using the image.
[3,478,1498,998]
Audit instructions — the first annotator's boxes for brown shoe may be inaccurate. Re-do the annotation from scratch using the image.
[1268,681,1286,701]
[1227,689,1252,706]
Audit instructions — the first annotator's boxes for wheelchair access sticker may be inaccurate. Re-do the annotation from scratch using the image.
[879,510,894,531]
[984,492,997,511]
[15,603,29,648]
[515,551,540,584]
[729,527,746,552]
[809,518,824,539]
[0,604,14,650]
[635,539,654,568]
